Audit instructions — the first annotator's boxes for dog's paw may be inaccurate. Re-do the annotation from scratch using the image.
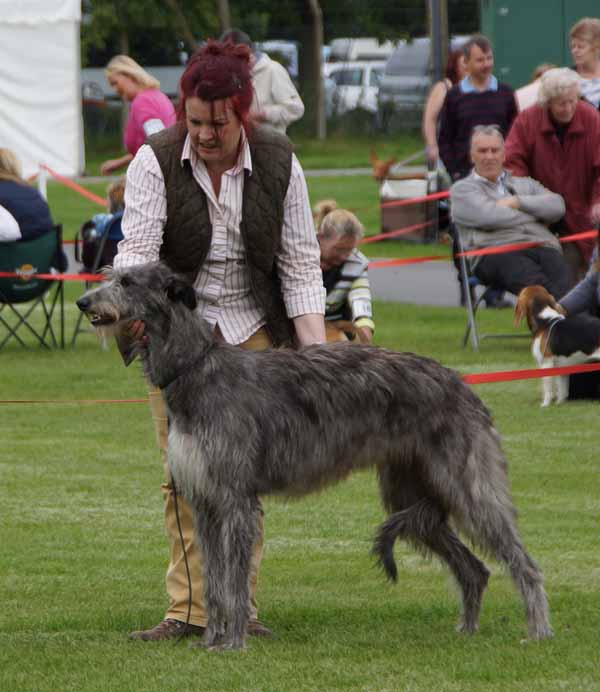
[540,399,552,408]
[456,621,479,635]
[207,638,246,652]
[528,624,554,641]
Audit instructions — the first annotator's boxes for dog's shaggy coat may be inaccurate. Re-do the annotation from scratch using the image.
[77,262,552,650]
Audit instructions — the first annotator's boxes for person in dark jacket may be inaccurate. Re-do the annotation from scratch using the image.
[0,148,53,242]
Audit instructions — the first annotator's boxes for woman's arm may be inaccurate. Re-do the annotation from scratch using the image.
[559,271,600,315]
[421,81,448,163]
[100,153,134,175]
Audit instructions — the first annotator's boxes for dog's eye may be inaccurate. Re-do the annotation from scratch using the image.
[120,276,131,288]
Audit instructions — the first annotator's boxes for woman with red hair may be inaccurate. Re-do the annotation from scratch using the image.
[422,47,467,166]
[114,40,326,643]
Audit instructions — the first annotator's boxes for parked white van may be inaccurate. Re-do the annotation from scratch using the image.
[324,61,385,117]
[328,37,395,63]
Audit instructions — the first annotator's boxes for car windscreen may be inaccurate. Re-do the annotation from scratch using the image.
[385,42,429,76]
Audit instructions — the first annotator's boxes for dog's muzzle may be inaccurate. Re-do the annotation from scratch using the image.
[76,296,116,326]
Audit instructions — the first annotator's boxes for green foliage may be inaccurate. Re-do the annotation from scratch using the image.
[80,0,480,68]
[81,0,219,66]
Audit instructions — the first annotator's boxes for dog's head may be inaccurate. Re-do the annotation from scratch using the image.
[370,149,397,182]
[76,262,198,337]
[514,285,563,333]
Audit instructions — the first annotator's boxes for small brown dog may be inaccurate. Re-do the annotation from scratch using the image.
[370,149,397,182]
[515,285,600,406]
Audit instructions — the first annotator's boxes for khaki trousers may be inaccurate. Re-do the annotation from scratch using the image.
[147,327,273,626]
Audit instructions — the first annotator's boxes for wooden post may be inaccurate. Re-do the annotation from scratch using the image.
[428,0,448,84]
[216,0,231,34]
[306,0,325,139]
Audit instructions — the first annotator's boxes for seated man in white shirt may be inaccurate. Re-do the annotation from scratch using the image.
[117,40,326,642]
[451,124,571,300]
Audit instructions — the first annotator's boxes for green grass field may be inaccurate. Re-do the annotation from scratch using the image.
[1,293,599,691]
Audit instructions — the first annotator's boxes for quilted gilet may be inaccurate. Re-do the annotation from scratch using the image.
[147,122,295,346]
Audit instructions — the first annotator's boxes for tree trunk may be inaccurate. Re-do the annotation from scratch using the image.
[303,0,325,139]
[216,0,231,34]
[428,0,449,84]
[164,0,198,55]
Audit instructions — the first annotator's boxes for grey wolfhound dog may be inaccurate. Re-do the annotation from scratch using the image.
[77,262,552,650]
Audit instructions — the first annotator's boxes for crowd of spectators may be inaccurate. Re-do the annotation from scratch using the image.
[420,18,600,311]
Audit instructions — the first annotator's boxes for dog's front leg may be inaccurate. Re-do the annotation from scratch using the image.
[188,498,227,649]
[216,500,261,651]
[556,375,569,404]
[540,359,554,407]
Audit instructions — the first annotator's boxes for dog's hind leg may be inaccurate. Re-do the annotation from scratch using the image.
[459,432,552,640]
[374,467,490,634]
[473,510,551,640]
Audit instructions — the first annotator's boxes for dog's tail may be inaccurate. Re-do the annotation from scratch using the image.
[372,499,443,582]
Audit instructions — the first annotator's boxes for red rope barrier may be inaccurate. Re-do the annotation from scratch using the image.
[40,164,107,208]
[380,190,449,208]
[0,271,104,282]
[361,219,434,244]
[1,362,599,405]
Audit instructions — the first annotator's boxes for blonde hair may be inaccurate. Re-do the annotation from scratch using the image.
[105,55,160,90]
[319,209,364,242]
[107,177,125,213]
[570,17,600,51]
[0,148,23,183]
[313,198,338,231]
[538,67,581,106]
[530,63,556,83]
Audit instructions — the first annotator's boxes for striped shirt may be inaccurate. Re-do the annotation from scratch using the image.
[322,249,375,332]
[115,130,325,345]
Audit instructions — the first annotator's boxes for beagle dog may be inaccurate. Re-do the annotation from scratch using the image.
[515,285,600,406]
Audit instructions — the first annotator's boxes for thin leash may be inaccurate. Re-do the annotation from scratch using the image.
[172,482,194,643]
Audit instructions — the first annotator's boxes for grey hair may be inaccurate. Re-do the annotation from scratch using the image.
[470,124,504,149]
[538,67,581,106]
[319,209,364,241]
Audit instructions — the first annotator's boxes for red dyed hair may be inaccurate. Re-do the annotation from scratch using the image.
[177,40,254,130]
[445,48,464,85]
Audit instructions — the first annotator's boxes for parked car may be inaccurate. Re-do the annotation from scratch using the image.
[255,40,299,81]
[377,36,469,132]
[328,37,395,63]
[324,60,385,118]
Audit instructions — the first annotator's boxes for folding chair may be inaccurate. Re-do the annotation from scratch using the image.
[0,224,65,349]
[452,227,528,351]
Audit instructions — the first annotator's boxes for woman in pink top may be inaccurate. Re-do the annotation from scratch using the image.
[100,55,176,175]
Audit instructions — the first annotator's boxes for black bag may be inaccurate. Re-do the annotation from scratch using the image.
[74,215,122,272]
[568,368,600,400]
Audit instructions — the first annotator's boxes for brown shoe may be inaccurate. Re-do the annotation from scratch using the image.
[129,618,205,641]
[247,619,274,638]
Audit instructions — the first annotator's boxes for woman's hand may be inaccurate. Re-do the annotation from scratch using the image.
[127,319,146,341]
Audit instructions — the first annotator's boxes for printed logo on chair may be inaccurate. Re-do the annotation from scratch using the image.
[15,264,37,281]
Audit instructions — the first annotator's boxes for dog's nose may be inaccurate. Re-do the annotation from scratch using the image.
[76,296,90,312]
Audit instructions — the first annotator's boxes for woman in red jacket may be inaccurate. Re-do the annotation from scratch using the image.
[505,67,600,284]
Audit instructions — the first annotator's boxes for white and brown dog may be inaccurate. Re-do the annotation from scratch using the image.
[515,285,600,406]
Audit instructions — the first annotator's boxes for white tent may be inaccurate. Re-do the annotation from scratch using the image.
[0,0,83,178]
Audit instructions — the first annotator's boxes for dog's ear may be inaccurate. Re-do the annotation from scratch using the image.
[166,277,198,311]
[514,293,526,328]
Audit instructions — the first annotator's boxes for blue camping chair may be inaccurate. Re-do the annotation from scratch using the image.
[0,224,65,349]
